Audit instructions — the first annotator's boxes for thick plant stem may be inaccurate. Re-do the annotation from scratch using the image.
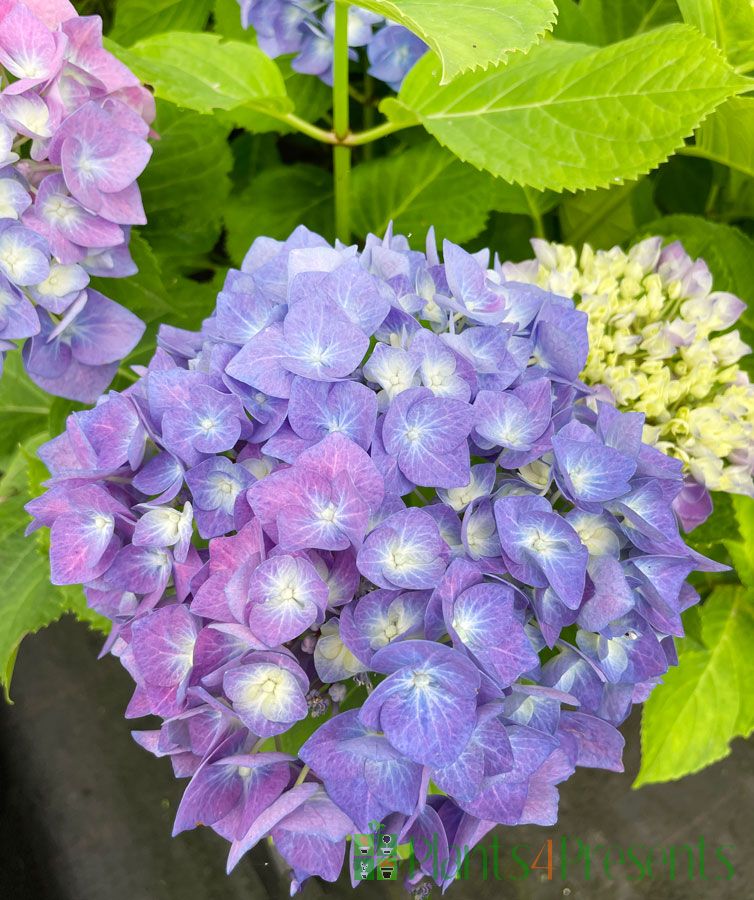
[344,120,408,146]
[333,0,351,243]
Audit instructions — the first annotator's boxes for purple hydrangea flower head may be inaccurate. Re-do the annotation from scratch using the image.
[237,0,426,88]
[29,225,725,892]
[0,0,153,397]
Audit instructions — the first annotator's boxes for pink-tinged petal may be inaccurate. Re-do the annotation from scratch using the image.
[105,544,172,595]
[296,433,385,512]
[50,507,117,584]
[23,0,76,29]
[131,604,200,687]
[33,174,124,247]
[59,104,152,202]
[248,554,328,646]
[0,91,53,139]
[0,3,61,84]
[277,470,370,552]
[88,180,146,226]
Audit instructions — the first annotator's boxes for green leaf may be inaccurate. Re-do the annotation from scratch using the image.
[107,32,291,117]
[138,102,233,267]
[163,276,222,332]
[555,0,680,44]
[389,24,747,192]
[223,165,335,266]
[57,584,111,634]
[653,155,714,215]
[227,59,331,133]
[90,231,171,323]
[686,492,736,553]
[469,211,543,260]
[559,179,657,247]
[690,97,754,177]
[677,0,754,69]
[0,437,63,697]
[277,708,332,755]
[351,140,542,244]
[726,494,754,586]
[636,585,754,786]
[109,0,212,46]
[350,0,557,83]
[0,438,112,697]
[0,355,51,462]
[212,0,251,41]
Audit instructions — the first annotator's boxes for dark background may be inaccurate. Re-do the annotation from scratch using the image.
[1,618,752,900]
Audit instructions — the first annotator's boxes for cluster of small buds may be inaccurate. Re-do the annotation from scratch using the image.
[0,0,152,400]
[29,225,722,892]
[238,0,426,88]
[503,238,754,528]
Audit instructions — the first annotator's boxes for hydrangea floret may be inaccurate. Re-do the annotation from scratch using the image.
[503,238,754,529]
[0,0,153,399]
[28,225,724,892]
[238,0,426,88]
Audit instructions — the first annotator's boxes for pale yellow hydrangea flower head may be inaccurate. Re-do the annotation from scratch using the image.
[503,237,754,498]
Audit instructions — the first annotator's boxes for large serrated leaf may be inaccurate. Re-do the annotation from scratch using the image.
[555,0,680,44]
[559,179,657,247]
[677,0,754,69]
[109,0,213,46]
[0,356,51,463]
[106,32,291,117]
[228,59,331,134]
[0,439,112,697]
[90,231,170,324]
[636,585,754,786]
[353,0,556,82]
[690,97,754,177]
[389,24,747,192]
[223,165,335,265]
[0,437,62,696]
[351,140,551,244]
[138,102,233,267]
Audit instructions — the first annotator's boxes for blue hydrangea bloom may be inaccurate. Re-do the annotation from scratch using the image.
[238,0,426,87]
[28,224,725,893]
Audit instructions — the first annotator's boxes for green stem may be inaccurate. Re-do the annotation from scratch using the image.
[282,112,337,144]
[333,0,351,243]
[294,764,310,786]
[117,365,138,383]
[343,119,408,146]
[270,108,412,149]
[362,73,376,161]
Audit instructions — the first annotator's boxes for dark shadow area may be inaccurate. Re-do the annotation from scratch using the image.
[1,618,752,899]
